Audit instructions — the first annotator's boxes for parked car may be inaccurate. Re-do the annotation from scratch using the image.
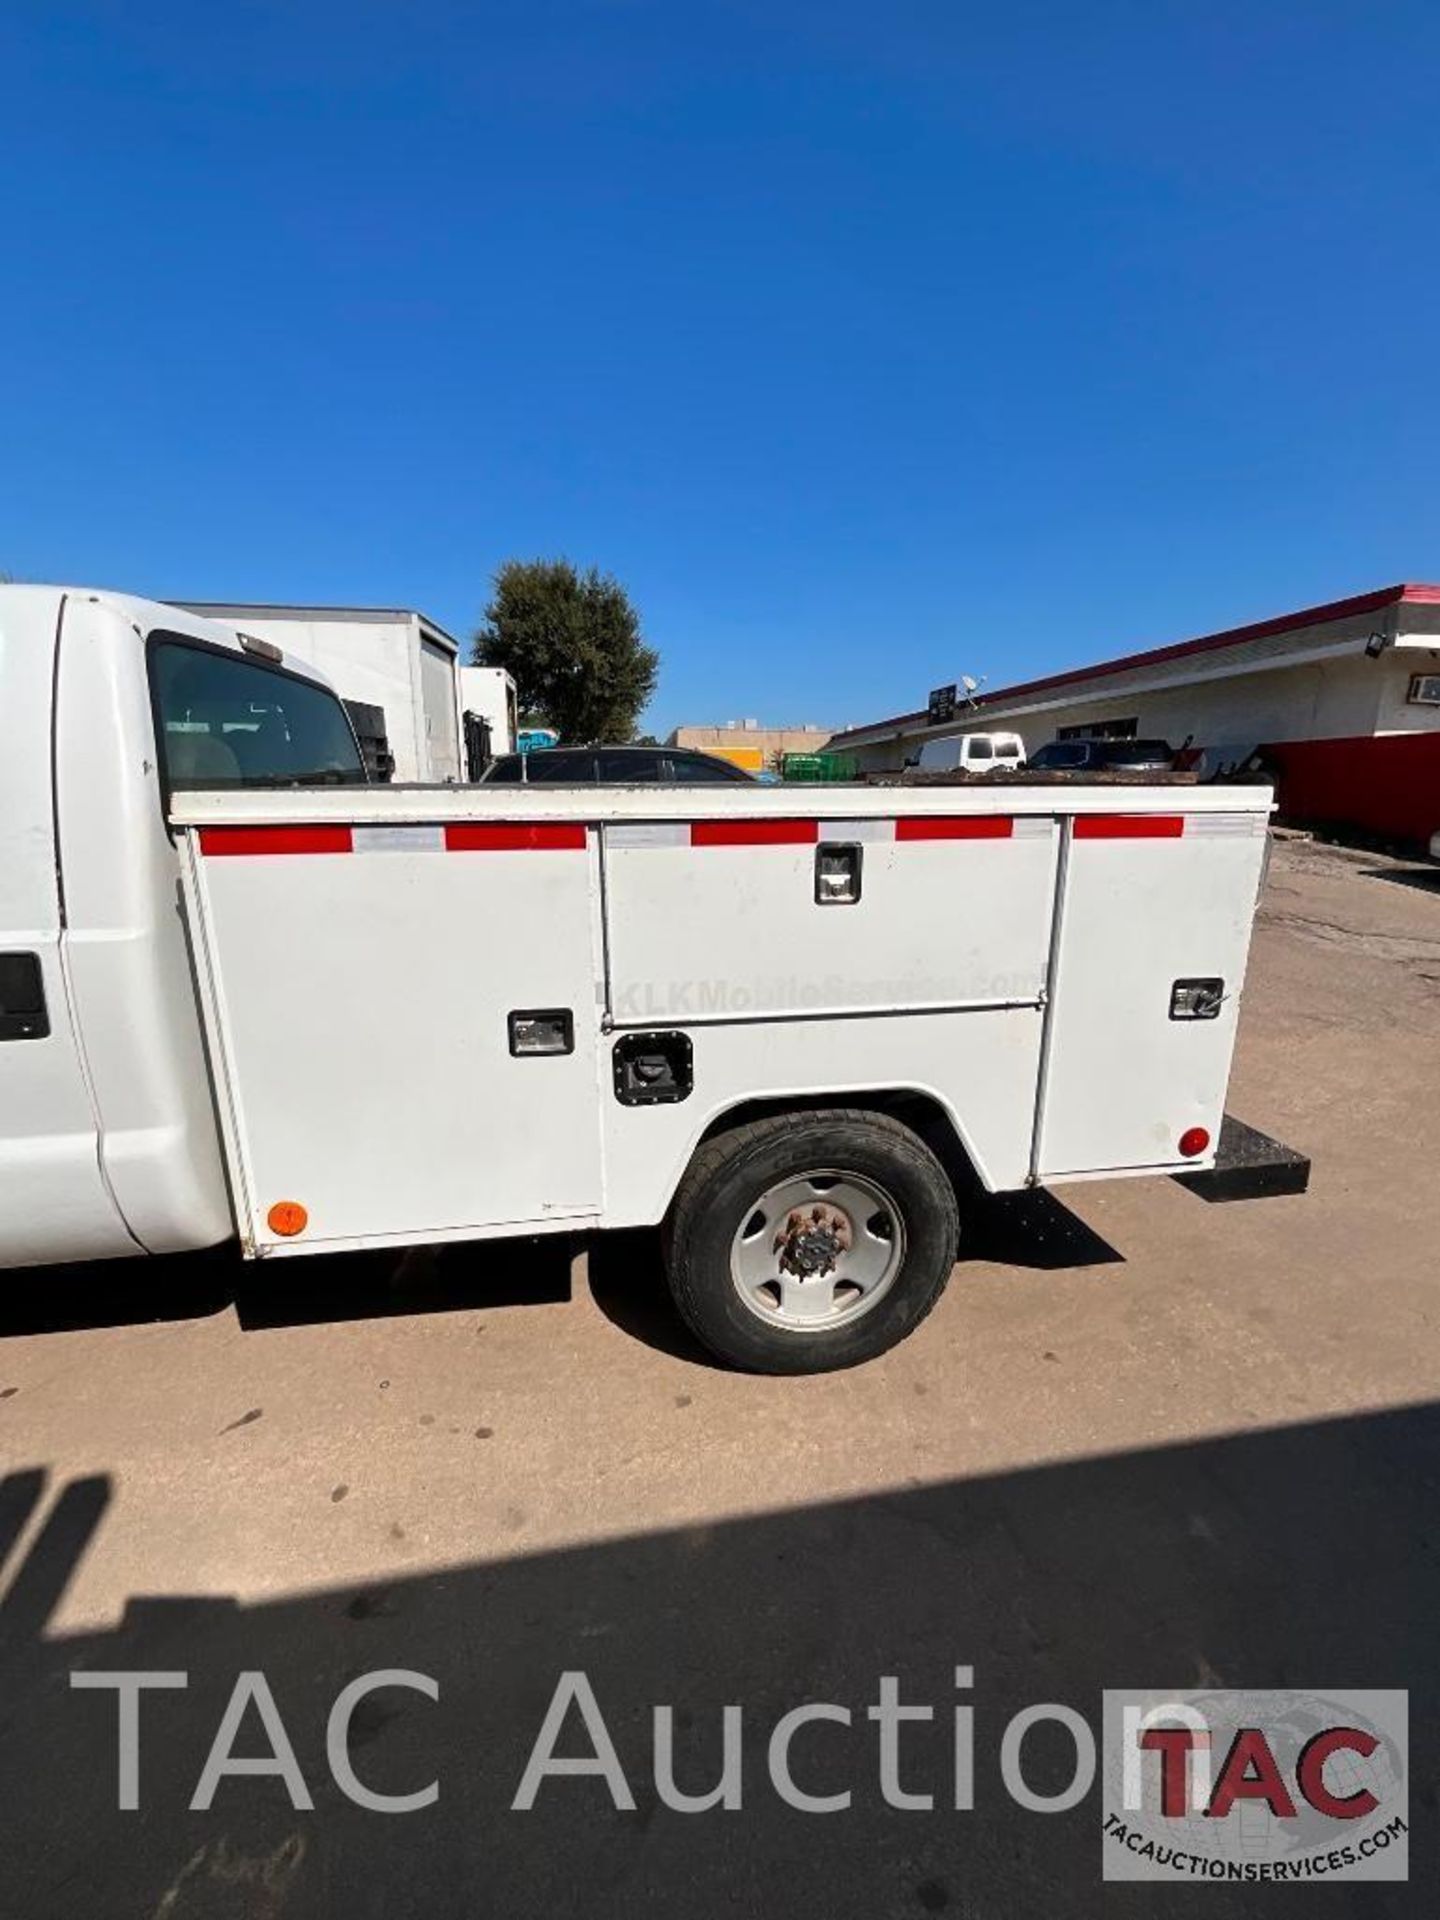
[482,745,755,784]
[1029,738,1177,774]
[913,731,1026,773]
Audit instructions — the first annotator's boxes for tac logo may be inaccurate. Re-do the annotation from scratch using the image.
[1101,1689,1407,1883]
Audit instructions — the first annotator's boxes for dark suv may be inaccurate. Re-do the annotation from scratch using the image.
[481,745,756,785]
[1028,738,1176,773]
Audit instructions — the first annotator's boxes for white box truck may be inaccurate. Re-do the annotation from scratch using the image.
[177,601,466,784]
[459,664,519,766]
[0,587,1305,1372]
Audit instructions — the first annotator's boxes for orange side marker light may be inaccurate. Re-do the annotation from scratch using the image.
[267,1200,309,1238]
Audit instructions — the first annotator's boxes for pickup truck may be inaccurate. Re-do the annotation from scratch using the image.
[0,586,1301,1372]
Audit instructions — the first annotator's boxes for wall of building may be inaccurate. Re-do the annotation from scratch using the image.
[669,724,834,770]
[996,652,1391,767]
[832,591,1440,846]
[1376,645,1440,733]
[838,652,1440,845]
[845,653,1440,774]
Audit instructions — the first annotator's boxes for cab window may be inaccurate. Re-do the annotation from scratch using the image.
[152,638,366,790]
[671,752,754,783]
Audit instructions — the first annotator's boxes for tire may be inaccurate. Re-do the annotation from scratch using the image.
[664,1109,960,1374]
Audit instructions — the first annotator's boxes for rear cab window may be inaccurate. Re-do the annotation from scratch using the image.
[151,637,366,792]
[520,751,598,782]
[598,750,666,782]
[672,754,754,783]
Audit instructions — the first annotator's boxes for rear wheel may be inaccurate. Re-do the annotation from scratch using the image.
[664,1109,960,1373]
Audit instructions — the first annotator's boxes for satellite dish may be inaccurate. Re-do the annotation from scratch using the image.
[961,675,979,694]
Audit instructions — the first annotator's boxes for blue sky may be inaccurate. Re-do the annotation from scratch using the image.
[4,3,1438,734]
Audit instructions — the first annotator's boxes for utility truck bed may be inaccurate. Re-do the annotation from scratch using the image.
[173,780,1272,1246]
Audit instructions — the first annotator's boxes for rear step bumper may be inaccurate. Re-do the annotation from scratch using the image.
[1174,1114,1311,1202]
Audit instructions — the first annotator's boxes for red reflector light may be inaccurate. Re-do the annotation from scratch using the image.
[895,816,1014,840]
[199,826,353,857]
[1074,815,1185,839]
[1179,1127,1211,1159]
[444,823,586,851]
[690,819,818,846]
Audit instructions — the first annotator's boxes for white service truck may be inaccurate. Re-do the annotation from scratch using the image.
[1,587,1303,1372]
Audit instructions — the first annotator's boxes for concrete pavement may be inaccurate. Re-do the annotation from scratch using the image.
[1,839,1436,1916]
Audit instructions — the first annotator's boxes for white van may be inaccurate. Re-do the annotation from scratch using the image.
[915,731,1027,774]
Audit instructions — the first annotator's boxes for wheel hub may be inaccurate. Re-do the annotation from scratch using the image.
[731,1171,907,1334]
[775,1205,853,1277]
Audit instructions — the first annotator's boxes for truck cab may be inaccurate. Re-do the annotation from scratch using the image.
[0,587,364,1267]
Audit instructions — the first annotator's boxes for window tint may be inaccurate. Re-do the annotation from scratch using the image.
[996,740,1022,758]
[598,749,667,782]
[1101,739,1173,766]
[521,750,598,782]
[152,639,365,790]
[965,738,993,761]
[1032,742,1089,769]
[482,755,524,782]
[916,740,961,769]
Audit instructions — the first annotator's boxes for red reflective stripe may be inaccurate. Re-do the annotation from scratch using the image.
[895,816,1014,841]
[690,819,819,846]
[1074,815,1185,839]
[199,826,353,856]
[444,823,586,851]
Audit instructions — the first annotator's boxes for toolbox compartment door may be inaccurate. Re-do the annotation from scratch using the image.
[1036,812,1268,1177]
[182,822,604,1251]
[602,814,1058,1022]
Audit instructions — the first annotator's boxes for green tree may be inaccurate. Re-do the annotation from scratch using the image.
[473,559,659,745]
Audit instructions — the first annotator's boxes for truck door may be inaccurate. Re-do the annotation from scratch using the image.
[1035,810,1268,1177]
[180,815,604,1252]
[0,592,133,1265]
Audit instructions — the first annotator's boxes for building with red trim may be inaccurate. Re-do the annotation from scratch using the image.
[826,585,1440,847]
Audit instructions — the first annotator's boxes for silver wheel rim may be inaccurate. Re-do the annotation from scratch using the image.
[728,1167,907,1333]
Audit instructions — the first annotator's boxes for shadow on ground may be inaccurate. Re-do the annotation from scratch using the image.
[0,1191,1122,1363]
[3,1397,1429,1919]
[0,1235,575,1342]
[1360,865,1440,896]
